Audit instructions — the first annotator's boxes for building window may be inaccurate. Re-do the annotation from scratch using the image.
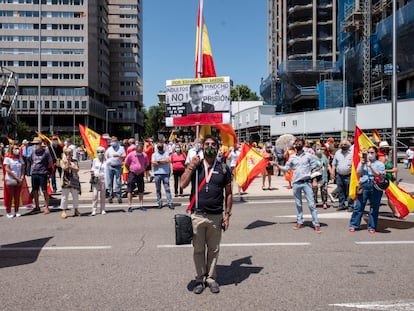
[293,120,297,126]
[281,121,286,127]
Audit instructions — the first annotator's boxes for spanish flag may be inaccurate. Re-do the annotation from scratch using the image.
[36,131,52,145]
[385,182,414,218]
[234,143,269,191]
[214,124,238,147]
[349,126,376,200]
[195,0,216,78]
[78,124,107,159]
[372,129,381,143]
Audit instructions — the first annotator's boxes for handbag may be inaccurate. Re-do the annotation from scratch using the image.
[174,214,193,245]
[356,184,363,195]
[69,177,81,190]
[89,176,99,184]
[6,178,18,186]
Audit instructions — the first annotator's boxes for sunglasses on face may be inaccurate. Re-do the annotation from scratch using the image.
[204,142,217,147]
[97,151,104,154]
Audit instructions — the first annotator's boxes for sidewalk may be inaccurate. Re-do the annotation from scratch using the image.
[2,162,414,208]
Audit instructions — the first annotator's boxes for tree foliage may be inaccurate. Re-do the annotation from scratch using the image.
[231,84,260,101]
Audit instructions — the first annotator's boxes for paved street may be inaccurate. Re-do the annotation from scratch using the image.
[1,163,414,310]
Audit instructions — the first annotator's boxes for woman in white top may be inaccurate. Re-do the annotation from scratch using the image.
[90,146,108,216]
[3,143,25,218]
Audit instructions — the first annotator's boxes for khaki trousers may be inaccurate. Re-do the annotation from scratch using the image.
[191,213,223,283]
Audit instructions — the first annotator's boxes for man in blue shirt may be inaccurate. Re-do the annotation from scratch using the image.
[21,139,32,176]
[152,141,173,209]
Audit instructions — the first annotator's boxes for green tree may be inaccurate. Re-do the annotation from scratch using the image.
[231,84,260,101]
[144,105,165,139]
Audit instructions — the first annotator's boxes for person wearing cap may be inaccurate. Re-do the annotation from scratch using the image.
[49,135,63,193]
[90,146,108,216]
[125,142,148,212]
[378,141,401,218]
[21,139,32,176]
[30,137,53,214]
[60,147,81,219]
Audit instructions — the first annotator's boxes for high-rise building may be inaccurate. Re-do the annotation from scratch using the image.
[0,0,143,137]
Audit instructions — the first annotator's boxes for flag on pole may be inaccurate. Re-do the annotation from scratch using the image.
[234,143,269,191]
[36,132,52,145]
[195,1,216,78]
[214,124,237,147]
[78,124,107,159]
[372,129,381,143]
[168,130,175,142]
[349,126,376,200]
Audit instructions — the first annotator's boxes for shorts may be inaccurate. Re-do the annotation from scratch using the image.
[127,172,145,194]
[31,174,48,193]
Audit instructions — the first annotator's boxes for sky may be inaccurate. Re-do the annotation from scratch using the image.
[142,0,268,108]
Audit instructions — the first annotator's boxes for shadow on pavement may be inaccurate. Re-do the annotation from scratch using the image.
[244,220,277,230]
[186,256,263,291]
[0,237,53,269]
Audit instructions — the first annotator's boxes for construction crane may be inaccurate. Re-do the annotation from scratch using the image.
[0,67,18,140]
[362,0,371,105]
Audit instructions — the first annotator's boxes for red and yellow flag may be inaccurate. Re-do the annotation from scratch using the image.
[36,131,52,145]
[349,126,375,200]
[234,143,269,191]
[195,1,216,78]
[385,182,414,218]
[372,129,381,143]
[214,124,237,147]
[168,130,175,142]
[78,124,107,159]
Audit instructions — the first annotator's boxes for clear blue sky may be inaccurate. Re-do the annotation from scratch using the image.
[142,0,267,108]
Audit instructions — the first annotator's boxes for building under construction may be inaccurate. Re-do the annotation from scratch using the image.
[261,0,414,115]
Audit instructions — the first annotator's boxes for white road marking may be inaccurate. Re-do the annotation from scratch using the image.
[355,241,414,245]
[157,242,310,248]
[276,213,352,219]
[0,246,112,251]
[330,300,414,310]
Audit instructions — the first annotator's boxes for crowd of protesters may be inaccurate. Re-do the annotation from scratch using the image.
[1,133,412,225]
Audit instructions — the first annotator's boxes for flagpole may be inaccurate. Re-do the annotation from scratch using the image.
[197,0,204,78]
[194,0,204,211]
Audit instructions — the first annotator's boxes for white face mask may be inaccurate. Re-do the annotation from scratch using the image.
[13,149,20,156]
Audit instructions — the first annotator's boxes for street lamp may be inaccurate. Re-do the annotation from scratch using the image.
[106,108,116,133]
[37,2,42,132]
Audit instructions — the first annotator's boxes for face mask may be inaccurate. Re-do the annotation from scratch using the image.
[111,142,118,148]
[368,154,375,161]
[316,149,322,155]
[33,144,40,151]
[52,140,58,145]
[341,146,349,151]
[98,153,104,159]
[176,149,181,153]
[13,149,20,156]
[137,152,142,156]
[295,145,303,151]
[157,146,164,152]
[204,146,217,158]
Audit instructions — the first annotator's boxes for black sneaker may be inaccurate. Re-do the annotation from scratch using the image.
[109,198,113,204]
[158,203,163,209]
[118,198,122,204]
[127,207,133,213]
[207,281,220,294]
[168,204,174,210]
[193,282,205,294]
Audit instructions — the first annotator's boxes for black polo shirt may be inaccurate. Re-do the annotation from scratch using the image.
[190,161,232,214]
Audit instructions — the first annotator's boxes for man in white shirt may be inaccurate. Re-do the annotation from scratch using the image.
[184,84,214,114]
[105,136,126,204]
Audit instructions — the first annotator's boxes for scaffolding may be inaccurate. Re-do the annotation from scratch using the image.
[0,67,18,139]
